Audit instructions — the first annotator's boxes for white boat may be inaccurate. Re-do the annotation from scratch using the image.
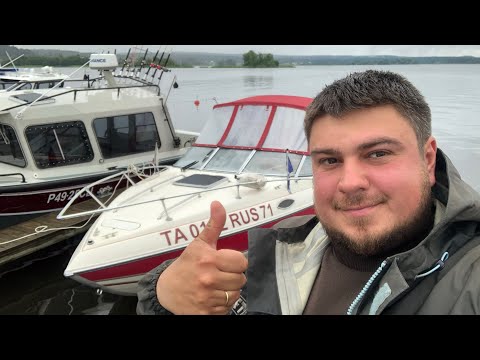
[0,52,198,229]
[59,94,315,296]
[0,66,69,91]
[0,52,70,91]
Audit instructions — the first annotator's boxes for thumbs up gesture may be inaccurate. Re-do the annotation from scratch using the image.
[156,201,248,315]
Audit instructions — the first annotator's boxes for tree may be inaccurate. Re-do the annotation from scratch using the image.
[242,50,279,68]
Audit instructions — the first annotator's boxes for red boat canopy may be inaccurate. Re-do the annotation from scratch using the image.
[194,95,313,155]
[214,95,313,111]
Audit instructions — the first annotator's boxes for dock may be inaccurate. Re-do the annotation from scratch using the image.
[0,194,121,266]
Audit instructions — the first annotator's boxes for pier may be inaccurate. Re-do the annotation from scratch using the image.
[0,197,111,266]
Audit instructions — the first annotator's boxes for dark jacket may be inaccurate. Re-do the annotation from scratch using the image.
[137,149,480,315]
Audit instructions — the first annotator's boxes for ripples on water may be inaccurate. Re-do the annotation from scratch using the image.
[0,234,137,315]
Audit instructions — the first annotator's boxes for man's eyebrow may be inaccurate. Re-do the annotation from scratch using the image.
[310,137,404,155]
[357,137,404,151]
[310,148,341,156]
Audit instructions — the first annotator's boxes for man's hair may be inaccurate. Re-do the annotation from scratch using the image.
[304,70,431,149]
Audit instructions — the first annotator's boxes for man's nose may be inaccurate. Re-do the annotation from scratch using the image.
[337,159,369,194]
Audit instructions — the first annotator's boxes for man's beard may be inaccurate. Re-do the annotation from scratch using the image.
[320,176,435,257]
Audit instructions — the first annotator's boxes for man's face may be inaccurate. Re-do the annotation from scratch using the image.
[309,105,437,256]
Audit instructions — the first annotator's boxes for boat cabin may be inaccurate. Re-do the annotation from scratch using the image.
[0,85,187,180]
[0,53,196,230]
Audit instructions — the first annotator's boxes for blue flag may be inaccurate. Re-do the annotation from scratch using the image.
[286,151,293,193]
[287,154,294,174]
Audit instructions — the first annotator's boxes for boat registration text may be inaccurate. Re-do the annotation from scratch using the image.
[160,203,274,246]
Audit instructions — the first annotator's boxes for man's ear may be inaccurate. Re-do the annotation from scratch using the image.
[424,136,437,186]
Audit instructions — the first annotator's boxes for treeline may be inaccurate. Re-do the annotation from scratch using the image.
[11,55,90,67]
[275,55,480,65]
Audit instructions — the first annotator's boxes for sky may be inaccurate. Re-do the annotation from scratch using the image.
[12,45,480,57]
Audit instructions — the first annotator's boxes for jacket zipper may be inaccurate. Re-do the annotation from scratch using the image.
[347,260,388,315]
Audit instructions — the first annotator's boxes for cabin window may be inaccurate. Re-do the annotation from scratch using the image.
[0,124,26,167]
[25,121,94,169]
[262,107,308,152]
[15,83,33,91]
[93,112,160,159]
[0,82,13,90]
[0,80,18,91]
[222,105,271,147]
[36,81,62,89]
[243,151,302,176]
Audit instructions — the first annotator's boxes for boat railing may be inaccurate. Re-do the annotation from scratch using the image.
[0,82,162,113]
[56,163,169,219]
[110,173,187,208]
[0,172,26,183]
[157,193,200,221]
[57,164,313,221]
[0,76,105,92]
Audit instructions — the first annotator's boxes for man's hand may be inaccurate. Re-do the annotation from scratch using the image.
[156,201,248,314]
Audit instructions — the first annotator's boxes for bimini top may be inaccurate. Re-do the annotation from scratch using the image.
[195,95,313,155]
[214,95,313,110]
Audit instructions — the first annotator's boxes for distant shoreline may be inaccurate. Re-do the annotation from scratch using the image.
[11,63,480,69]
[3,45,480,68]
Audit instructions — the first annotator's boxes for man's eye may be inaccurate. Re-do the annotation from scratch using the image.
[320,158,337,165]
[369,151,387,158]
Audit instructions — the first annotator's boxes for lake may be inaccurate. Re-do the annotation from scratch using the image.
[1,64,479,314]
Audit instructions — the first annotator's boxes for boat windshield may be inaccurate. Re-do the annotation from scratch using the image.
[0,80,65,92]
[298,156,312,176]
[0,81,15,90]
[203,148,251,173]
[12,80,65,91]
[0,124,26,167]
[174,146,313,176]
[173,146,216,170]
[243,151,303,176]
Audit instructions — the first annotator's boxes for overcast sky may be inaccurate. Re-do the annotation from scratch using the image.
[13,45,480,57]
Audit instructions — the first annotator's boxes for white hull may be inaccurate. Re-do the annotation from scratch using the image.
[65,172,314,295]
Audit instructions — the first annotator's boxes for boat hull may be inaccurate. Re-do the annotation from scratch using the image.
[66,207,315,296]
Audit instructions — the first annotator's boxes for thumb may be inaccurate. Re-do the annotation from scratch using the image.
[197,201,226,249]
